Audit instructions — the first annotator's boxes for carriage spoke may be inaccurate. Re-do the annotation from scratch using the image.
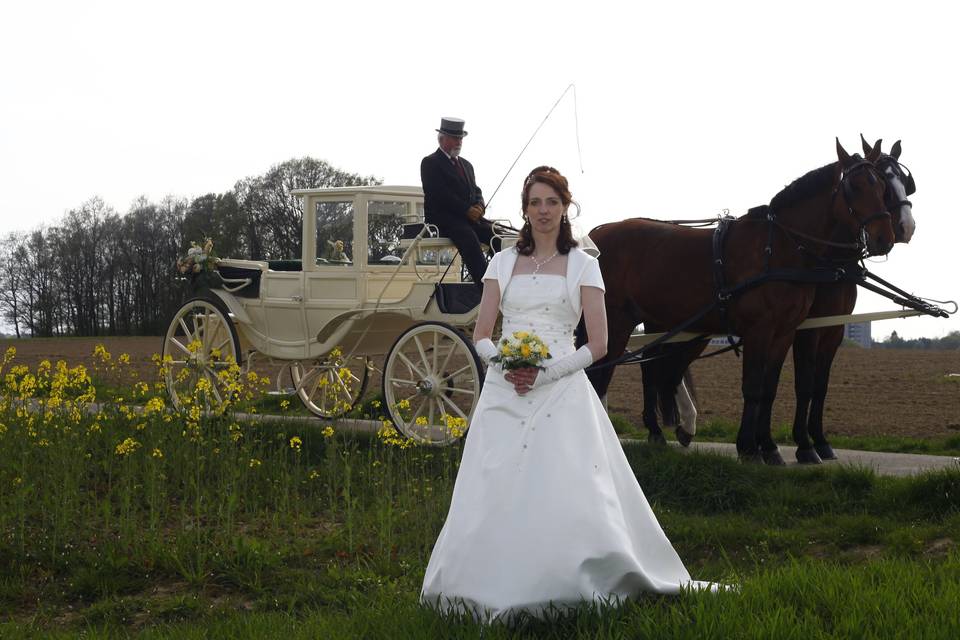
[389,378,419,387]
[428,394,435,426]
[409,396,428,426]
[413,335,432,375]
[204,370,224,404]
[398,391,420,404]
[334,371,353,402]
[444,386,476,395]
[319,372,331,414]
[178,318,195,344]
[439,393,469,422]
[201,308,211,351]
[310,371,323,405]
[433,332,439,370]
[441,363,474,380]
[438,341,457,374]
[212,334,231,353]
[397,352,426,379]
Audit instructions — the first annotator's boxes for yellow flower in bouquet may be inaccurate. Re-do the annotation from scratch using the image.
[490,331,552,371]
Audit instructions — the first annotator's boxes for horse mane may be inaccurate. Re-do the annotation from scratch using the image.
[767,161,841,212]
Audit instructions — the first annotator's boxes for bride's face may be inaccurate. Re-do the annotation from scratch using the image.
[526,182,567,238]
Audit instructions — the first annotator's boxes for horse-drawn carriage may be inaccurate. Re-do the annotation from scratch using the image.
[162,185,516,445]
[163,140,954,462]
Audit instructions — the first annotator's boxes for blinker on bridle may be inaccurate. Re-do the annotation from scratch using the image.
[833,158,891,256]
[876,156,915,215]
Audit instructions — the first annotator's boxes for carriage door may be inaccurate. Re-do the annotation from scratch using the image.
[303,199,359,346]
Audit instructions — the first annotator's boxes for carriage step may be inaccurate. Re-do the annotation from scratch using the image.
[267,388,298,396]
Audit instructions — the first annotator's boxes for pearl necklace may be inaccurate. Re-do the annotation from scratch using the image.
[530,250,559,275]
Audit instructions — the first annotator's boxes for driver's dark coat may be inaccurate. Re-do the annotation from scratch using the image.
[420,149,484,227]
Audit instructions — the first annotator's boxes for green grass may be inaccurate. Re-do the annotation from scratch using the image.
[6,555,958,640]
[2,353,959,638]
[695,418,960,457]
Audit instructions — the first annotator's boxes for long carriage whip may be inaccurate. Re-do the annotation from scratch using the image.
[484,83,584,210]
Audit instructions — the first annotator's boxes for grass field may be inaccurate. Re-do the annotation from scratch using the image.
[1,344,959,638]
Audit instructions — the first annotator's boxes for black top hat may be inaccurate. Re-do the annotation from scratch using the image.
[436,117,468,137]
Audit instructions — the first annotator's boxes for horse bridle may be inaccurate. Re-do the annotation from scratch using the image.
[875,155,915,220]
[833,158,891,256]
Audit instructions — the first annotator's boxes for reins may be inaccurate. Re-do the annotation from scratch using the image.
[584,159,952,372]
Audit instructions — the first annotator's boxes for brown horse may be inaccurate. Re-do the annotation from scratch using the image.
[587,140,895,463]
[791,137,916,463]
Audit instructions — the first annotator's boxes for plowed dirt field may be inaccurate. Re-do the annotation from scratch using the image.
[3,336,958,439]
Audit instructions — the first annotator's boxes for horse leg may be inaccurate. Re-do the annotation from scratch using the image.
[791,329,822,464]
[641,353,667,445]
[755,331,797,466]
[737,340,767,463]
[808,325,845,461]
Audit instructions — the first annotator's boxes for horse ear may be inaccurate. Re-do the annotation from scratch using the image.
[891,139,902,160]
[866,138,882,163]
[860,133,872,155]
[836,138,853,166]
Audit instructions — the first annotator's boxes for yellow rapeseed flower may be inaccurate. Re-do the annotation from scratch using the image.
[289,436,303,451]
[115,437,141,456]
[151,448,163,459]
[249,458,262,468]
[322,426,335,438]
[144,397,165,415]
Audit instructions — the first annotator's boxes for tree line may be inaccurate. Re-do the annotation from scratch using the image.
[873,330,960,350]
[0,158,379,338]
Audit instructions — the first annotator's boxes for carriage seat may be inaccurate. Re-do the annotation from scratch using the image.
[267,259,303,271]
[398,222,490,253]
[432,283,482,314]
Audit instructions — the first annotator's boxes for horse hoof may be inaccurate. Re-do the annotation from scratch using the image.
[795,448,823,465]
[647,432,668,446]
[762,449,787,466]
[738,452,764,465]
[814,443,838,460]
[675,427,694,448]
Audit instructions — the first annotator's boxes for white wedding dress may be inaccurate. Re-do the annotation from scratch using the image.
[421,265,717,621]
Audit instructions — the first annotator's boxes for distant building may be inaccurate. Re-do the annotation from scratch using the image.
[844,321,872,348]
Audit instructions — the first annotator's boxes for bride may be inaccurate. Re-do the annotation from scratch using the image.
[421,166,717,621]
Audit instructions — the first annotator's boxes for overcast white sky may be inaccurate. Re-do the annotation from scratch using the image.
[2,0,958,339]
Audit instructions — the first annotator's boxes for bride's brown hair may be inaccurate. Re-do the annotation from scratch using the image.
[516,165,579,256]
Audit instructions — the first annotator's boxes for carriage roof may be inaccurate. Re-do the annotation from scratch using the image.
[290,185,423,198]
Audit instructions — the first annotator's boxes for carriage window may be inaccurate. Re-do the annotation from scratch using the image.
[315,201,354,266]
[367,200,410,265]
[417,246,457,266]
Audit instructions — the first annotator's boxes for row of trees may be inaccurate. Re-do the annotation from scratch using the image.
[874,330,960,350]
[0,158,378,337]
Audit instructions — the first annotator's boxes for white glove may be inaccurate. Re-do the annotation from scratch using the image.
[475,338,499,365]
[532,345,594,388]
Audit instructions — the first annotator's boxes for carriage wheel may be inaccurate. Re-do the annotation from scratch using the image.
[382,322,484,445]
[162,297,241,410]
[290,353,371,418]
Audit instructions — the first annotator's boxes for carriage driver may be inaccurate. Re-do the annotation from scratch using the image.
[420,117,501,288]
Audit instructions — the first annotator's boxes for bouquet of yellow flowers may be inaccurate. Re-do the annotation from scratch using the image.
[490,331,552,371]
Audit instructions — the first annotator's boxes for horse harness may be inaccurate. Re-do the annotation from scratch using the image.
[587,159,945,372]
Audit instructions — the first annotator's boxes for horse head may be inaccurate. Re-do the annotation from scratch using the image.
[861,134,916,243]
[835,138,895,256]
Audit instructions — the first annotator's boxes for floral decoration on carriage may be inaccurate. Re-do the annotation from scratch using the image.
[176,238,223,290]
[177,238,219,274]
